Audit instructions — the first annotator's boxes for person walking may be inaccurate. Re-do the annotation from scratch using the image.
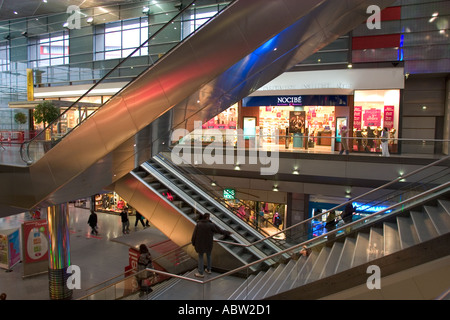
[136,244,154,294]
[341,202,355,224]
[325,210,337,240]
[191,213,231,278]
[120,208,130,234]
[381,127,390,157]
[87,210,98,235]
[135,211,146,229]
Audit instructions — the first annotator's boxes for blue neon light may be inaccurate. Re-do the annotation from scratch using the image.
[398,31,404,61]
[354,202,391,213]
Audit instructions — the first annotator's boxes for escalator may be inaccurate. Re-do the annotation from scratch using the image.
[127,153,288,270]
[146,154,284,247]
[115,156,282,272]
[0,0,396,216]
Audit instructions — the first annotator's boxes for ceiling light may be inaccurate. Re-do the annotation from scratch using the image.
[292,168,299,175]
[142,7,150,14]
[234,164,240,170]
[345,188,351,198]
[348,64,353,68]
[14,11,18,15]
[86,17,94,24]
[272,185,279,192]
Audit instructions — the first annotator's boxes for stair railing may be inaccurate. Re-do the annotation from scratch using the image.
[78,181,450,300]
[155,147,450,250]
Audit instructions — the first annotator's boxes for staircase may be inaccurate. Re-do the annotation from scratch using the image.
[226,197,450,300]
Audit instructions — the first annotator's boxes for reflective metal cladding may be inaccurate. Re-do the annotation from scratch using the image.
[0,0,395,215]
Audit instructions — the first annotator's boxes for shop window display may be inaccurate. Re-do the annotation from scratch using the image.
[178,104,239,146]
[225,198,286,240]
[353,90,399,154]
[258,106,336,150]
[94,192,131,214]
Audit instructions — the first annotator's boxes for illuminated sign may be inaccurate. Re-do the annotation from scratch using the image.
[242,95,348,107]
[353,202,391,214]
[223,189,235,200]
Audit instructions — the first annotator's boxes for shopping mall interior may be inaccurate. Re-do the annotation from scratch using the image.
[0,0,449,307]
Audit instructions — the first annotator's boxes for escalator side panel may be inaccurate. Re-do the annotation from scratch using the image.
[115,172,245,271]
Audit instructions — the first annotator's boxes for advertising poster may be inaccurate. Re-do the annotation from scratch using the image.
[243,117,256,139]
[289,111,305,134]
[384,105,395,129]
[354,106,362,130]
[363,108,381,127]
[23,219,49,264]
[0,233,8,268]
[0,229,20,270]
[336,117,348,143]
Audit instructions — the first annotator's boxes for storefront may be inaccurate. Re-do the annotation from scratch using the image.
[308,198,393,238]
[239,67,404,155]
[353,89,400,153]
[94,192,131,215]
[222,190,286,239]
[241,94,349,152]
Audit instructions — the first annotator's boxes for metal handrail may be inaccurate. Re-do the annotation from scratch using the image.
[152,152,281,237]
[78,181,450,300]
[156,153,450,249]
[205,181,450,282]
[80,241,193,296]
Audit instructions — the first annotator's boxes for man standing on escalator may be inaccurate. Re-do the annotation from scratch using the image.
[191,213,231,278]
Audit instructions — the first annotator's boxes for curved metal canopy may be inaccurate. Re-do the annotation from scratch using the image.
[0,0,395,217]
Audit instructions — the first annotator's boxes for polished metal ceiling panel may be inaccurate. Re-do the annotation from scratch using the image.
[0,0,396,217]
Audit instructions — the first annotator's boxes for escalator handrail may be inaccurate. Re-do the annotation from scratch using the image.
[150,154,283,246]
[155,150,281,232]
[20,0,234,164]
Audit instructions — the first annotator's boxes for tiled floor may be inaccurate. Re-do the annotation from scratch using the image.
[0,204,159,300]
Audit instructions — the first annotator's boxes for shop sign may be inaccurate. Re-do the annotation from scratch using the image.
[242,95,348,107]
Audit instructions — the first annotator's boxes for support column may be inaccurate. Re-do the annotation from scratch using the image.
[286,193,309,243]
[47,203,72,300]
[444,78,450,155]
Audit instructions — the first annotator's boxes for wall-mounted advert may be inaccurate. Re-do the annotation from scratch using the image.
[289,111,305,134]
